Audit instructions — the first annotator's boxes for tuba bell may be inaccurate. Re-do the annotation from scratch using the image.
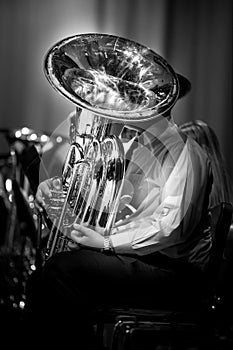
[42,33,180,259]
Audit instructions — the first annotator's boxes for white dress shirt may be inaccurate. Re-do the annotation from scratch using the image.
[110,117,212,271]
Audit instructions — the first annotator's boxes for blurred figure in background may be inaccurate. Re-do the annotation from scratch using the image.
[180,120,232,208]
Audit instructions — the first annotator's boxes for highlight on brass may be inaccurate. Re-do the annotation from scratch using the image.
[44,33,179,121]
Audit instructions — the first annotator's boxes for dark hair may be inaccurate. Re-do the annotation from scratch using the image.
[180,120,232,208]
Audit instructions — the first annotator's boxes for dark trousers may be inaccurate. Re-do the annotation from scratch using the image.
[24,248,204,349]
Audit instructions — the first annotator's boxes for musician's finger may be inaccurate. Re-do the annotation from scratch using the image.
[73,223,105,236]
[52,177,62,190]
[35,189,46,210]
[70,230,83,242]
[73,223,88,234]
[40,182,52,198]
[67,240,80,250]
[35,188,43,201]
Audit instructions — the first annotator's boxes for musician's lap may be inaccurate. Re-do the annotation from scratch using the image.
[25,248,202,324]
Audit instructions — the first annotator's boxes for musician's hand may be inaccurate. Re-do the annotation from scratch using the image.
[35,178,53,212]
[35,177,62,212]
[70,223,105,250]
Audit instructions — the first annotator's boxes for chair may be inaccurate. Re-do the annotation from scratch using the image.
[94,202,233,350]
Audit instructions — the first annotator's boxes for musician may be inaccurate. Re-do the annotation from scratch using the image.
[24,103,213,349]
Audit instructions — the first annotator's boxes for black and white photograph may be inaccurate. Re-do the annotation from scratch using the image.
[0,1,232,349]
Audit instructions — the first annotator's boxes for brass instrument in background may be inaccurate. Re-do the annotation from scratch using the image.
[43,33,180,259]
[0,127,52,315]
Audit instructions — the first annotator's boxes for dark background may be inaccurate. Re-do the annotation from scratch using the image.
[0,0,232,192]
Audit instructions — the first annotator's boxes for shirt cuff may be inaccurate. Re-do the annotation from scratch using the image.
[110,231,134,254]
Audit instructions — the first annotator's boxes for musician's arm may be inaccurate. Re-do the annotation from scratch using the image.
[110,144,210,256]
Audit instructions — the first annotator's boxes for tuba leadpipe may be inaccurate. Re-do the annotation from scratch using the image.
[42,33,180,259]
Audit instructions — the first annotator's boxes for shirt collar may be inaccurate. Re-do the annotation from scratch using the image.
[139,117,177,146]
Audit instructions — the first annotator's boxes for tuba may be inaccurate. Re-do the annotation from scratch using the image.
[42,33,179,259]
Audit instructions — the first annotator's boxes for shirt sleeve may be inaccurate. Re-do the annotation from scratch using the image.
[110,142,204,256]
